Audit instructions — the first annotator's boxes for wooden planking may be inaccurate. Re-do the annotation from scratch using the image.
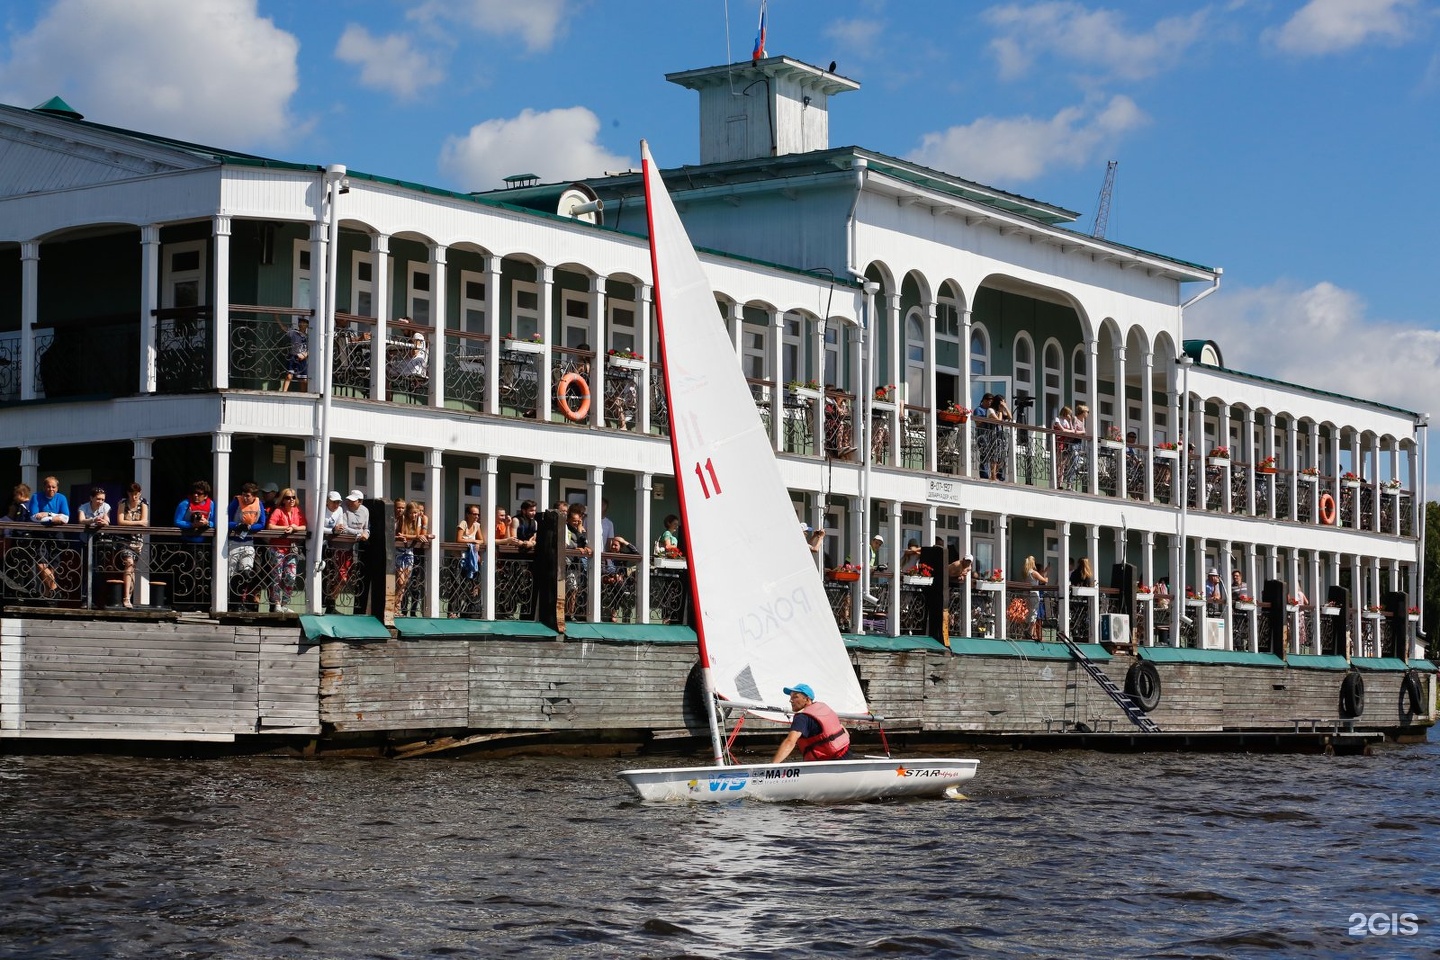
[320,638,468,731]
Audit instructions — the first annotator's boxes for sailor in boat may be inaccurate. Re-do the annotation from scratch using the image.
[770,684,853,764]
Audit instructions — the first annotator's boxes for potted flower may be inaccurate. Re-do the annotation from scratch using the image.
[504,332,545,353]
[1185,587,1205,606]
[1207,446,1230,467]
[874,384,896,404]
[1256,455,1277,474]
[607,347,647,371]
[1383,477,1403,494]
[1101,425,1124,450]
[1298,465,1320,482]
[786,378,821,399]
[828,560,861,583]
[1364,603,1384,616]
[1341,471,1362,488]
[1153,440,1179,459]
[1320,602,1341,616]
[1234,593,1256,612]
[978,568,1005,591]
[1134,583,1153,600]
[938,400,969,424]
[1407,606,1421,622]
[902,562,935,587]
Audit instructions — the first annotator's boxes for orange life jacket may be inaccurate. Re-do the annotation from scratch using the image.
[797,702,851,761]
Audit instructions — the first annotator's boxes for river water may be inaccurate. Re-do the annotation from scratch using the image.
[1,741,1437,959]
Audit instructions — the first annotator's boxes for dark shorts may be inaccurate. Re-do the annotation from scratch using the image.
[287,355,308,377]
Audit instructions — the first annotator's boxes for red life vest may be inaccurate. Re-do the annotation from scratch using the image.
[796,702,851,761]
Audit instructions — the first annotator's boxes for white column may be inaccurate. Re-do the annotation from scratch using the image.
[1059,522,1072,636]
[638,284,654,435]
[537,462,552,518]
[590,275,606,428]
[309,221,331,400]
[371,233,391,400]
[212,216,231,390]
[1285,418,1299,521]
[19,242,38,401]
[536,265,554,421]
[367,442,386,500]
[18,447,38,497]
[883,294,902,466]
[960,507,974,637]
[1142,530,1156,645]
[586,467,605,621]
[638,473,653,623]
[483,454,498,618]
[139,226,160,393]
[1243,408,1256,516]
[483,255,502,414]
[996,513,1010,639]
[429,245,447,408]
[1088,526,1101,641]
[426,448,443,616]
[887,498,903,633]
[1086,339,1100,493]
[960,309,974,476]
[767,306,783,451]
[211,433,232,615]
[133,438,154,605]
[1113,342,1128,498]
[304,437,323,612]
[1141,350,1155,501]
[923,300,937,471]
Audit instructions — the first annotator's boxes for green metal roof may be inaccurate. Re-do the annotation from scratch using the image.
[842,634,949,652]
[564,622,697,643]
[395,618,558,639]
[946,637,1112,661]
[1352,656,1434,673]
[1139,647,1285,667]
[1190,360,1422,419]
[1284,654,1353,672]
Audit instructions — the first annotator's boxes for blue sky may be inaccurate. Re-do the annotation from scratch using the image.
[2,0,1437,462]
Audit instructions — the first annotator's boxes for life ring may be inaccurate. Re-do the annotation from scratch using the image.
[1339,670,1365,719]
[555,372,591,422]
[1124,661,1162,713]
[1399,670,1425,723]
[1318,492,1337,525]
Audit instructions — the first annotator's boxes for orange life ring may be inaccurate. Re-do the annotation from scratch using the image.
[556,372,591,422]
[1318,492,1337,525]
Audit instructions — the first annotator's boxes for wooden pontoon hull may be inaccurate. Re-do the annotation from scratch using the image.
[617,757,979,802]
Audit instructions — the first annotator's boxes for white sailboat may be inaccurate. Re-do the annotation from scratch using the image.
[617,142,979,802]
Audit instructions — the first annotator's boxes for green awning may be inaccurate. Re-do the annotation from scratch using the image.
[564,623,697,643]
[299,614,393,641]
[946,637,1111,661]
[1138,647,1285,667]
[843,634,949,652]
[1284,654,1352,672]
[394,618,558,639]
[1352,656,1429,673]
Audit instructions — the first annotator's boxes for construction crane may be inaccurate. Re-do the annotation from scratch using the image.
[1091,159,1118,240]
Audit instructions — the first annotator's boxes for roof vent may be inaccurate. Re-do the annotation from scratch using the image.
[32,96,83,120]
[503,173,540,189]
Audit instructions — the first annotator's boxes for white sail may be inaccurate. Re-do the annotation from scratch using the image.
[641,141,868,718]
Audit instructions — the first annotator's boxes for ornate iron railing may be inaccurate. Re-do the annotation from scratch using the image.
[155,307,212,392]
[444,331,489,414]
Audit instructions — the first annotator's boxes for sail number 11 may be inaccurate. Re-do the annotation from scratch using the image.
[693,458,723,499]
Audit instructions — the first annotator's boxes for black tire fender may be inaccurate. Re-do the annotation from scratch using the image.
[1124,661,1162,713]
[1339,670,1366,719]
[1399,670,1425,722]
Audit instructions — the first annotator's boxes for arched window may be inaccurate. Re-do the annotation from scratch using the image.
[905,307,926,405]
[1013,333,1034,407]
[970,324,990,378]
[935,293,962,409]
[1071,344,1088,408]
[1043,340,1063,427]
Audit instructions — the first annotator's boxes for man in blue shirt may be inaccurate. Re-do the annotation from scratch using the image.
[28,475,70,525]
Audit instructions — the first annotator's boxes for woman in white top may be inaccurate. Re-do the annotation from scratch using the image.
[1023,555,1047,639]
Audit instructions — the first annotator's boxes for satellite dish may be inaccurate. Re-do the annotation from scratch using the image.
[557,183,604,225]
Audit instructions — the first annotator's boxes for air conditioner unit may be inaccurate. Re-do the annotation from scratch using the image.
[1101,613,1130,644]
[1202,617,1227,650]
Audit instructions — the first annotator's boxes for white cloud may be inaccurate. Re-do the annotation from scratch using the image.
[0,0,299,147]
[438,107,632,192]
[1271,0,1421,55]
[907,95,1146,184]
[1187,280,1440,424]
[409,0,571,53]
[335,24,444,100]
[822,18,887,62]
[982,2,1210,81]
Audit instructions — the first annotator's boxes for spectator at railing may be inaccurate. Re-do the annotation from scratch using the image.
[174,481,215,542]
[325,490,370,614]
[1070,556,1093,588]
[77,487,110,529]
[114,482,148,609]
[656,514,682,558]
[260,482,280,514]
[565,503,591,619]
[1204,568,1226,607]
[1231,570,1249,600]
[29,476,69,526]
[512,499,538,551]
[455,503,485,617]
[7,483,31,523]
[227,482,267,612]
[266,487,305,613]
[599,498,635,554]
[494,507,515,547]
[321,491,343,532]
[278,316,309,392]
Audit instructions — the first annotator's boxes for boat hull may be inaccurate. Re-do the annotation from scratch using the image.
[617,757,979,803]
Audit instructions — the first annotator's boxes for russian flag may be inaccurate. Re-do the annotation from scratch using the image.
[751,0,767,61]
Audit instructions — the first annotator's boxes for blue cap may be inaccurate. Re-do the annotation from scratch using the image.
[783,683,815,700]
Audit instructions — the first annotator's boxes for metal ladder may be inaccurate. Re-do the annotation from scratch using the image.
[1057,632,1161,733]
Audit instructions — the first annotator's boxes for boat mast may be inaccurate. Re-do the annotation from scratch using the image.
[640,140,727,765]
